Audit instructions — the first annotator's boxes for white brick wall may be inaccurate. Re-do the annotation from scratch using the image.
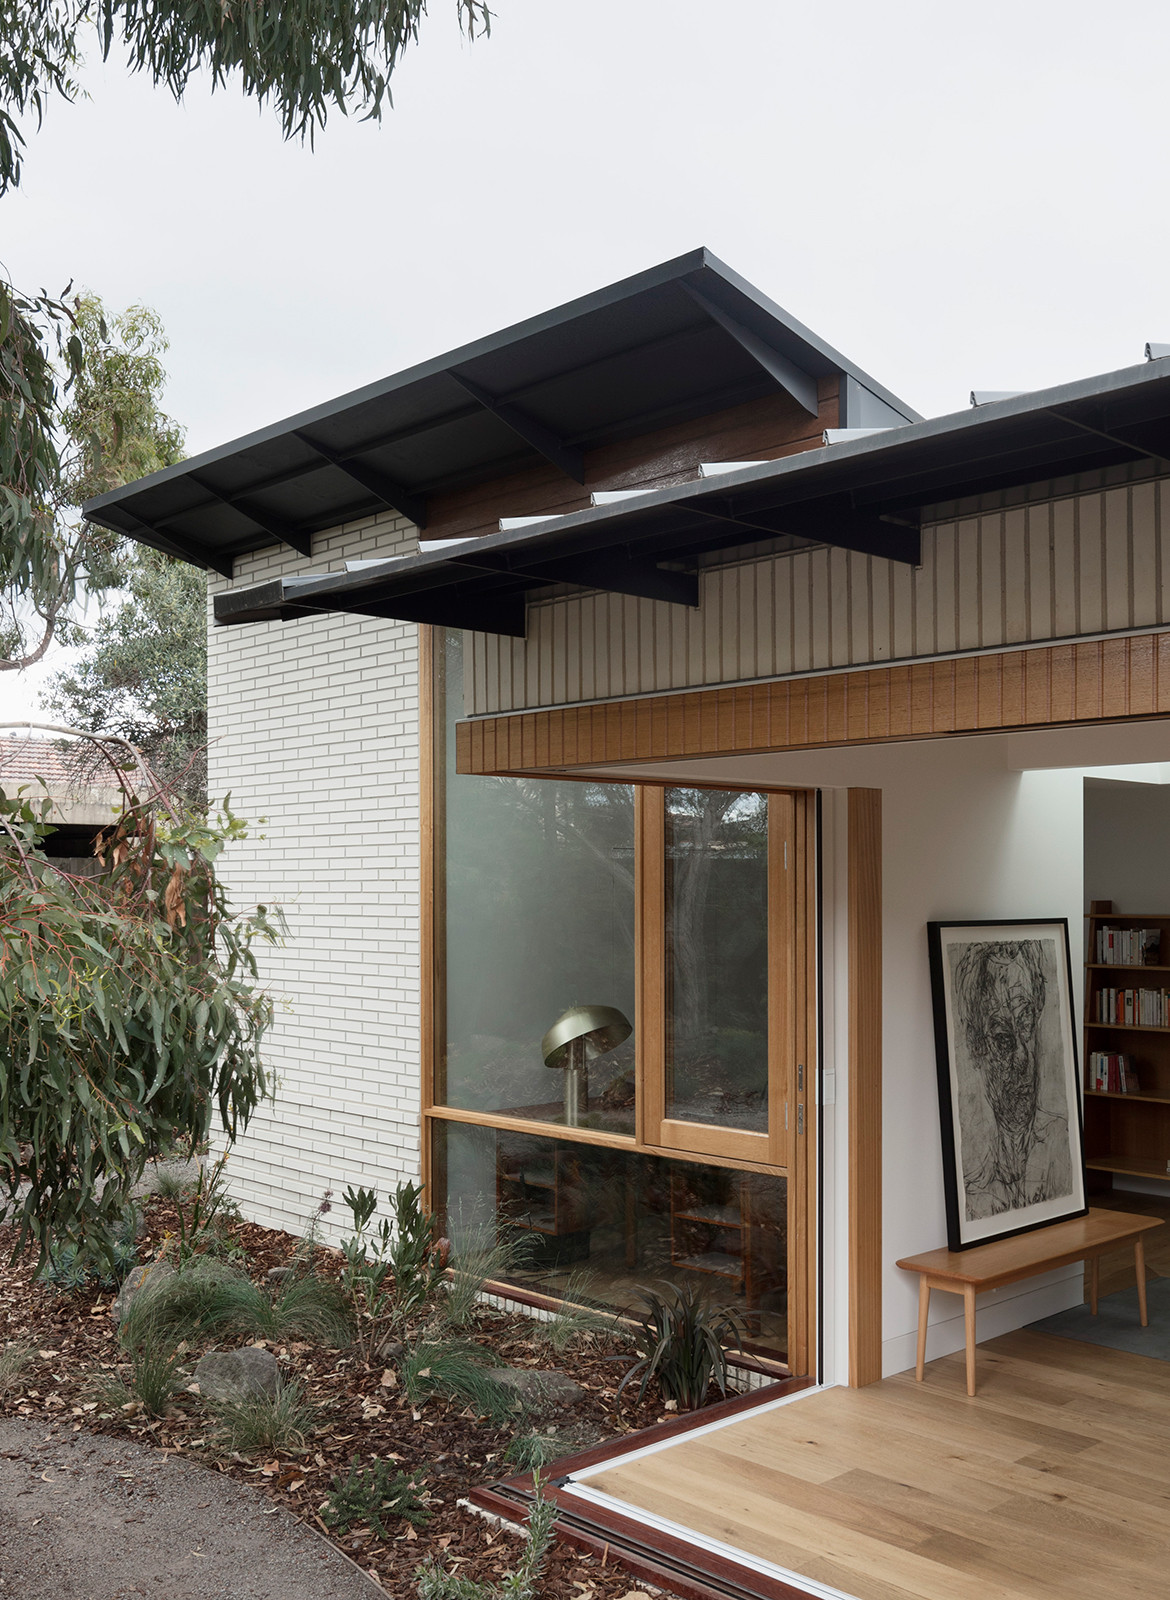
[206,512,421,1237]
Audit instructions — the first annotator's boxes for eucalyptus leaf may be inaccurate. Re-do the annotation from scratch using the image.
[0,781,282,1263]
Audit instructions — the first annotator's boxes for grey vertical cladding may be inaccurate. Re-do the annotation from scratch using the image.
[468,469,1170,715]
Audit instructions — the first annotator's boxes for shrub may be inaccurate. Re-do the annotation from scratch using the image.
[439,1228,519,1329]
[619,1283,744,1411]
[533,1271,628,1356]
[210,1377,319,1456]
[503,1431,564,1473]
[168,1152,243,1264]
[416,1480,556,1600]
[400,1340,516,1424]
[340,1180,447,1360]
[37,1207,139,1292]
[96,1335,185,1418]
[149,1168,191,1202]
[322,1457,430,1535]
[120,1256,352,1349]
[0,786,280,1265]
[0,1342,35,1397]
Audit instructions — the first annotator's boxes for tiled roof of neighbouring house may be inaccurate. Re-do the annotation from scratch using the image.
[0,736,123,795]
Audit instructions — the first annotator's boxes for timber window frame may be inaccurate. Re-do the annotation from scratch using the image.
[420,626,819,1372]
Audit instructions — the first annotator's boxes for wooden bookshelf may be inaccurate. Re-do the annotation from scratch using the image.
[495,1131,594,1268]
[667,1169,784,1317]
[1084,902,1170,1188]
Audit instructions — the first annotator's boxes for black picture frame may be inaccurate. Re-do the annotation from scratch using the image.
[927,918,1087,1251]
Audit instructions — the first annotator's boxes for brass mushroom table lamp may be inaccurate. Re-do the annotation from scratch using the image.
[541,1005,632,1128]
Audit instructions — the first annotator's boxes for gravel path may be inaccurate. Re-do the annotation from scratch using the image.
[0,1419,378,1600]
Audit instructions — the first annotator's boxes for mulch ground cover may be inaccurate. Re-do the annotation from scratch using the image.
[0,1197,691,1596]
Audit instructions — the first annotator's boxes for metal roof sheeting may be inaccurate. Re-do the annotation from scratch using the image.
[210,360,1170,638]
[82,249,917,578]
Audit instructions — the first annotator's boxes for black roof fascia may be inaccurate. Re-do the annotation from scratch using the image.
[211,357,1170,636]
[81,250,920,574]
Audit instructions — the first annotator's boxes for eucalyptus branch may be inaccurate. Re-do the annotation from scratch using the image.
[0,757,282,1261]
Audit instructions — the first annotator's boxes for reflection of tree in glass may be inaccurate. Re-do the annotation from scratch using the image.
[666,789,768,1131]
[443,631,637,1125]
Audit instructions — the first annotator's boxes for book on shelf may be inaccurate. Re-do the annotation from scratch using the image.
[1096,925,1163,965]
[1095,986,1170,1026]
[1086,1052,1142,1094]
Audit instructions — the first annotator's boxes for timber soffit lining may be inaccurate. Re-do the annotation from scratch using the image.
[80,248,914,582]
[205,356,1170,636]
[454,631,1170,775]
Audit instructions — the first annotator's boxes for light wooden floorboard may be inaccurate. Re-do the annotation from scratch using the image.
[585,1332,1170,1600]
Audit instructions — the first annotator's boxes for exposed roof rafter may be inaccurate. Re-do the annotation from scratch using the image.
[677,496,921,565]
[96,504,236,579]
[291,431,429,528]
[447,370,587,484]
[681,279,820,419]
[448,548,699,607]
[188,473,313,558]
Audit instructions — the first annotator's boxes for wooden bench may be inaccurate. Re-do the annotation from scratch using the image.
[896,1207,1164,1396]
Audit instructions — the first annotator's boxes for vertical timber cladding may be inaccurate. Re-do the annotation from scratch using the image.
[456,630,1170,775]
[847,790,882,1389]
[466,469,1170,716]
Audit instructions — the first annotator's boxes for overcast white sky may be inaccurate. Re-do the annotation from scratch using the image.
[3,0,1169,716]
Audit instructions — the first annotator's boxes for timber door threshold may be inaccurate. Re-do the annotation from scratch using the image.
[467,1377,842,1600]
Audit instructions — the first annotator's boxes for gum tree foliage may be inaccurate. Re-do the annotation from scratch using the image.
[0,738,282,1259]
[45,540,208,806]
[0,292,185,671]
[0,0,490,636]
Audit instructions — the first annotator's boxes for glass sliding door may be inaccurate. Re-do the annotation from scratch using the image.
[664,788,769,1134]
[425,628,816,1372]
[643,787,802,1167]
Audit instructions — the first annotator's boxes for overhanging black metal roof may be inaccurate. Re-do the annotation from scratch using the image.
[81,249,917,578]
[211,358,1170,638]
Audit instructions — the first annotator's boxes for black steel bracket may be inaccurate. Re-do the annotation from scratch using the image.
[292,430,428,528]
[449,548,699,607]
[682,279,820,419]
[449,370,587,484]
[188,474,313,558]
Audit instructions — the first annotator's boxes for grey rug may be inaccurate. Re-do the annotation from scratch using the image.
[1028,1273,1170,1360]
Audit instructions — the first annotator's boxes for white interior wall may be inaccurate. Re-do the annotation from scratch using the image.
[1085,778,1170,913]
[581,723,1170,1379]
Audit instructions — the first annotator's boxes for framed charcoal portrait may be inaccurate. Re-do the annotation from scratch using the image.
[927,920,1087,1250]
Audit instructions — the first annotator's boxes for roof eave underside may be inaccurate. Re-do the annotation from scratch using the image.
[211,360,1170,638]
[80,250,919,579]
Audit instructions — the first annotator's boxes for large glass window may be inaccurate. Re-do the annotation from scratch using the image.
[435,1121,788,1360]
[665,788,769,1133]
[439,632,636,1134]
[429,631,807,1369]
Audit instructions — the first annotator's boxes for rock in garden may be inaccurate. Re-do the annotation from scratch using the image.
[265,1266,292,1282]
[194,1347,281,1403]
[483,1366,585,1410]
[111,1261,175,1325]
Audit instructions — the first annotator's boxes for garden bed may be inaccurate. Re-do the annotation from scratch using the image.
[0,1192,718,1596]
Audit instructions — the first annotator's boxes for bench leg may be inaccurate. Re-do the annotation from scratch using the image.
[964,1283,977,1397]
[1089,1254,1099,1316]
[916,1277,930,1381]
[1136,1238,1149,1327]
